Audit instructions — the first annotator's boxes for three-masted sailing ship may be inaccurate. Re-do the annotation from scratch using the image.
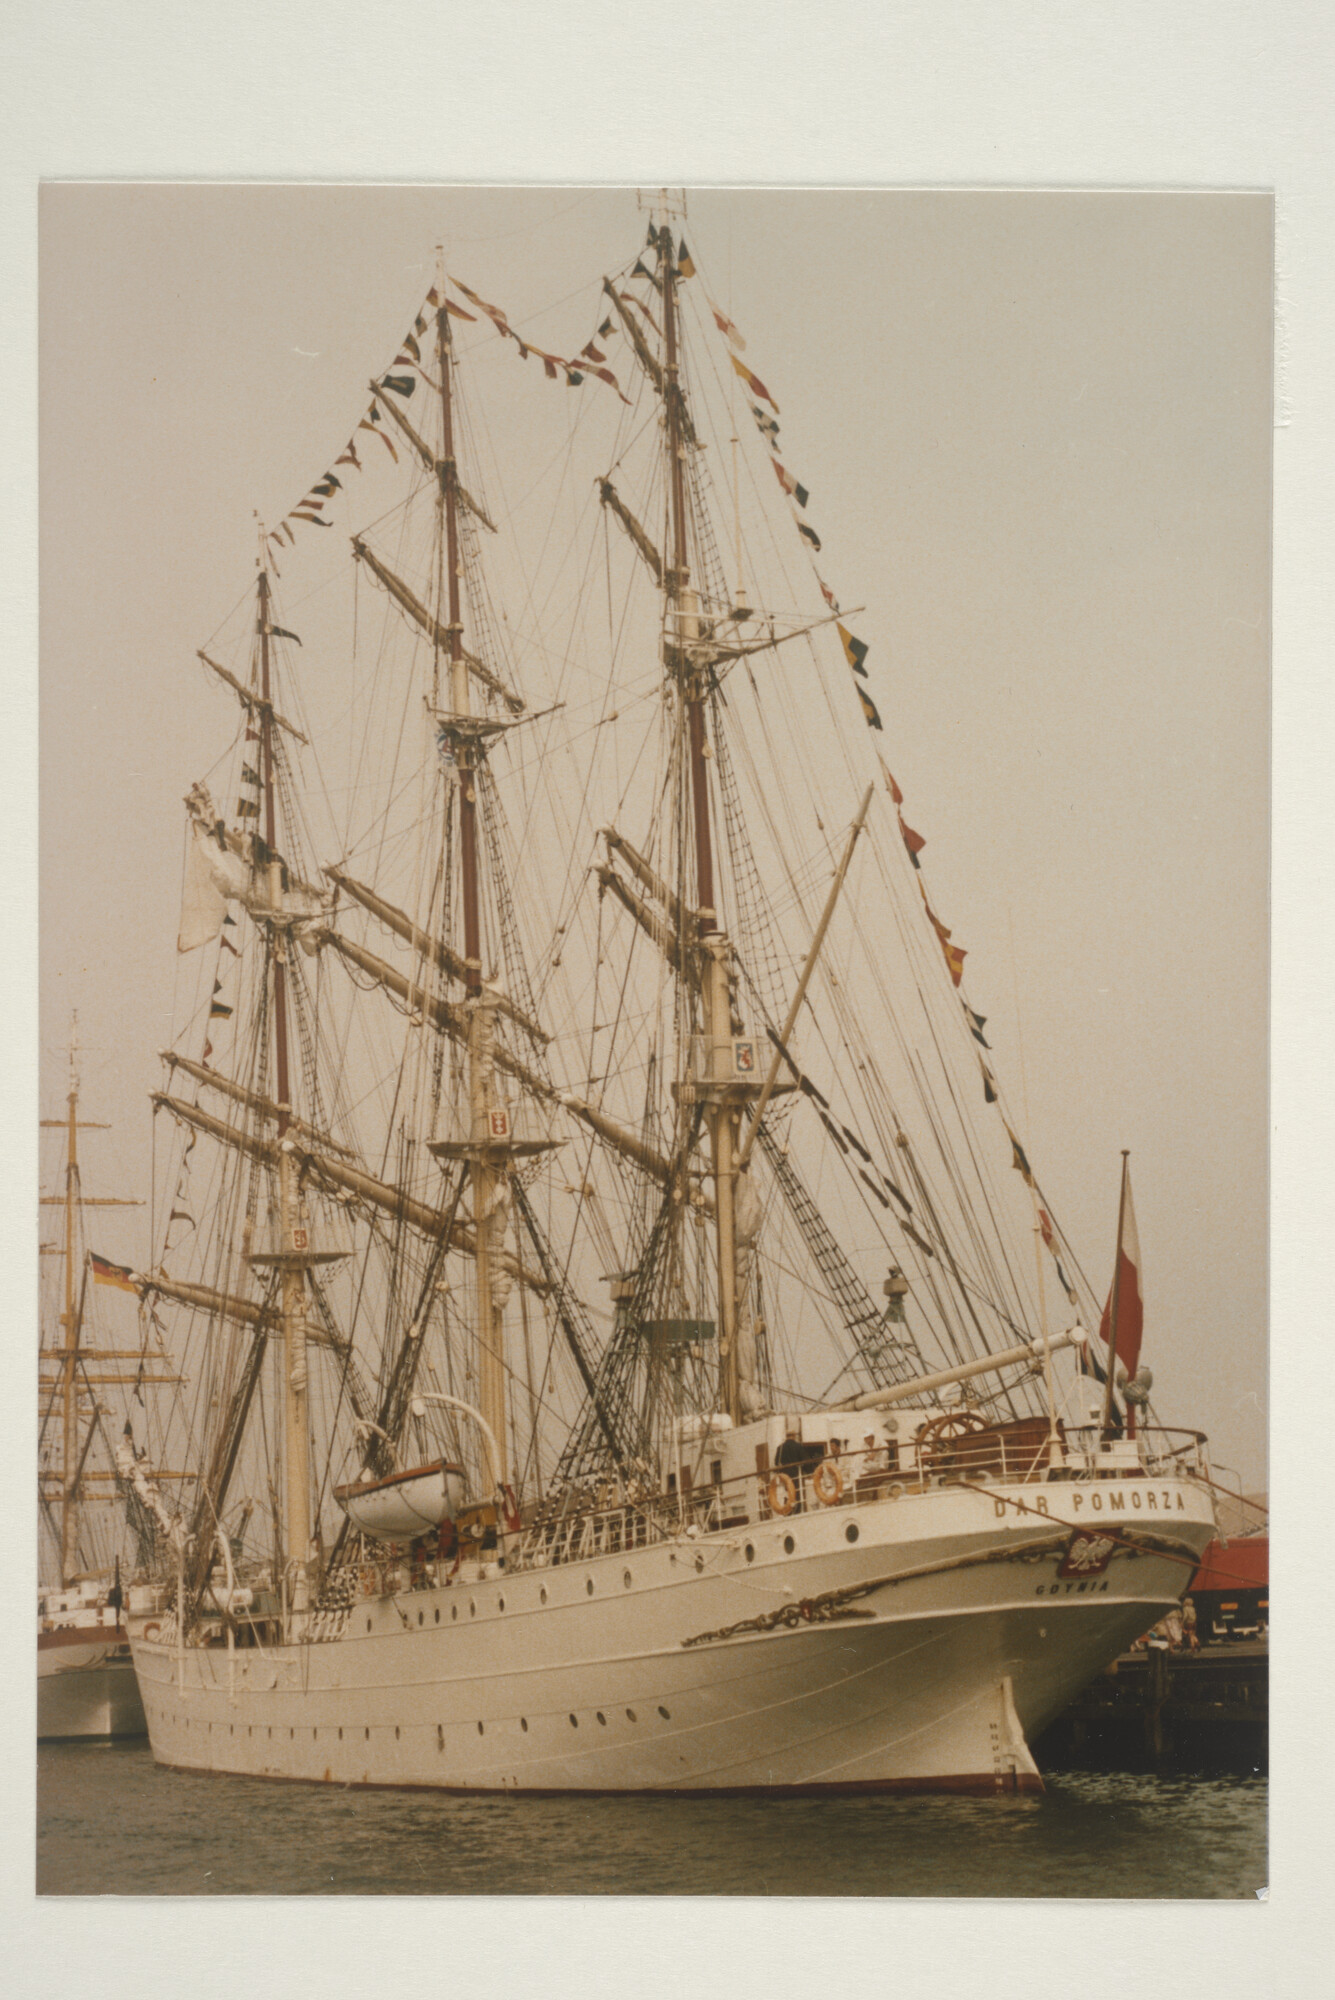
[38,1035,148,1738]
[123,205,1216,1792]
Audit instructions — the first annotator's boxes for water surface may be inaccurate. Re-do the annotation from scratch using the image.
[38,1741,1265,1897]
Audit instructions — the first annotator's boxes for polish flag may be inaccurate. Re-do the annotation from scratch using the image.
[1098,1173,1144,1379]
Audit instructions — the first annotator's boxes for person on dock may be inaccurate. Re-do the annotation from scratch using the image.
[1181,1597,1199,1653]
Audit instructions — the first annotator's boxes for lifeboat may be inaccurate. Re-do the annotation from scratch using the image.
[334,1459,466,1542]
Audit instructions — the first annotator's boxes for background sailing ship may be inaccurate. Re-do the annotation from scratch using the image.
[37,190,1268,1796]
[37,1033,148,1738]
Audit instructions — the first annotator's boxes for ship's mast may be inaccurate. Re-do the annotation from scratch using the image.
[258,566,312,1615]
[658,223,743,1422]
[434,252,508,1492]
[58,1034,83,1585]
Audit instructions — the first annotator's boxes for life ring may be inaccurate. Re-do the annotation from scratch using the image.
[142,1621,161,1643]
[812,1460,844,1507]
[767,1471,797,1517]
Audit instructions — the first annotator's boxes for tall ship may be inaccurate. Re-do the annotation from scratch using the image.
[124,203,1216,1793]
[38,1036,148,1739]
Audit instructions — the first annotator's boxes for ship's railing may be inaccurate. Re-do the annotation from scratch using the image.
[510,1424,1212,1570]
[306,1423,1213,1590]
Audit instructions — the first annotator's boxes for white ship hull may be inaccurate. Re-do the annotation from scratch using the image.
[131,1474,1214,1793]
[38,1633,147,1740]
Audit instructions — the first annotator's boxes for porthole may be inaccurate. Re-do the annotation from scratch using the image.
[418,1610,424,1625]
[658,1706,671,1720]
[477,1721,484,1735]
[586,1578,595,1595]
[596,1711,607,1726]
[366,1618,372,1632]
[313,1727,318,1740]
[338,1728,343,1741]
[520,1717,529,1732]
[626,1708,637,1722]
[540,1586,549,1605]
[845,1522,860,1544]
[395,1726,400,1740]
[623,1570,633,1589]
[437,1724,444,1748]
[744,1543,755,1563]
[289,1727,294,1740]
[498,1597,505,1612]
[469,1600,477,1618]
[364,1727,370,1741]
[694,1553,705,1573]
[434,1608,440,1624]
[569,1713,579,1728]
[783,1534,795,1554]
[229,1724,234,1735]
[452,1604,459,1622]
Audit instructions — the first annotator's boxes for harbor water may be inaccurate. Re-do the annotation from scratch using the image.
[38,1740,1265,1897]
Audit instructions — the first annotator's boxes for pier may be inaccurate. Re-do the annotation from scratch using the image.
[1034,1641,1267,1775]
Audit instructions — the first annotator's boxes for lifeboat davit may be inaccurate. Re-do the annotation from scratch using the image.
[334,1459,466,1542]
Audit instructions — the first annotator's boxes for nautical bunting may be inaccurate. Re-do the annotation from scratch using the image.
[856,685,882,731]
[709,301,746,350]
[449,274,631,403]
[897,811,925,868]
[676,240,696,279]
[838,625,869,676]
[1006,1125,1035,1187]
[730,353,779,411]
[979,1057,998,1105]
[918,882,966,986]
[965,1005,990,1048]
[877,755,904,806]
[1038,1208,1080,1305]
[772,460,809,508]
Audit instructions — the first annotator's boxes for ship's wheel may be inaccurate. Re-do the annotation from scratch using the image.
[916,1408,989,1469]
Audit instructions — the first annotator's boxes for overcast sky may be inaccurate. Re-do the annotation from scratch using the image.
[39,185,1270,1488]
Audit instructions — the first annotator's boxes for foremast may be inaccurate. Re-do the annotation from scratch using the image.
[429,255,519,1495]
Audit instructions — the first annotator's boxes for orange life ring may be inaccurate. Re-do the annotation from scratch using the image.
[813,1460,844,1507]
[767,1471,797,1517]
[142,1621,161,1643]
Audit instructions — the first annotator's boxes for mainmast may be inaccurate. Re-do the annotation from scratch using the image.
[658,223,746,1423]
[432,253,509,1493]
[257,565,312,1617]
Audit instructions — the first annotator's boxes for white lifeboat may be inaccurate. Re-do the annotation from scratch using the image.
[334,1458,466,1542]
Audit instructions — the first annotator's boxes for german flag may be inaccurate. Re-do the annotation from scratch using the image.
[90,1253,137,1293]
